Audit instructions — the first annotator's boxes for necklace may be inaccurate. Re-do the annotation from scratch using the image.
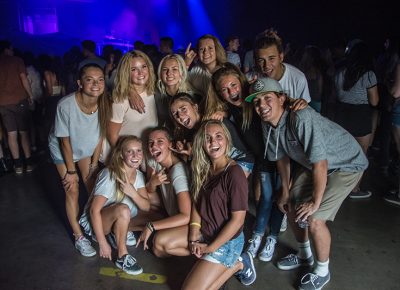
[77,92,98,114]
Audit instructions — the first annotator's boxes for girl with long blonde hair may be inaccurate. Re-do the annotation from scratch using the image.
[182,120,256,290]
[79,135,150,275]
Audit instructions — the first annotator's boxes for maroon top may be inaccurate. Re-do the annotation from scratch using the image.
[196,163,248,242]
[0,55,27,106]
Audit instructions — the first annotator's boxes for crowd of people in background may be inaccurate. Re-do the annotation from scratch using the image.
[1,29,400,290]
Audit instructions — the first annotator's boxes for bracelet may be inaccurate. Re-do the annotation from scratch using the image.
[66,170,77,175]
[146,222,155,233]
[189,222,201,228]
[189,240,200,244]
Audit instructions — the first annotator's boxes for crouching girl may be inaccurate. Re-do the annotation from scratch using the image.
[79,135,150,275]
[182,120,256,290]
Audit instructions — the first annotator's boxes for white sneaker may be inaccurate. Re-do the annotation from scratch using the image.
[246,234,262,258]
[126,231,137,246]
[75,236,96,257]
[280,214,288,232]
[258,236,277,262]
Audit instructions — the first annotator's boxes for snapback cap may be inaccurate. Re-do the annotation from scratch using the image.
[245,77,283,103]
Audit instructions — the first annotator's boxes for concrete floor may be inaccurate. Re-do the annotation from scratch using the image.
[0,154,399,290]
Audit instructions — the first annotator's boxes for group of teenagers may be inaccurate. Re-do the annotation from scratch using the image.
[48,30,369,290]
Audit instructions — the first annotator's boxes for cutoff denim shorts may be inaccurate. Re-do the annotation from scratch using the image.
[202,231,244,268]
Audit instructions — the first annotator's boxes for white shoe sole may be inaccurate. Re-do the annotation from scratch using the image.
[115,263,143,275]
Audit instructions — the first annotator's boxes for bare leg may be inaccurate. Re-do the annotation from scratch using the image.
[56,163,82,237]
[308,219,330,262]
[153,225,190,257]
[287,208,308,243]
[182,260,241,290]
[100,203,131,257]
[353,134,372,191]
[77,157,93,193]
[19,131,31,158]
[7,131,19,159]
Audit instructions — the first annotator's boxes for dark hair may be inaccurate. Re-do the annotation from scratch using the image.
[81,40,96,53]
[78,63,104,80]
[0,40,11,54]
[225,35,239,46]
[160,37,174,49]
[342,40,374,91]
[254,28,283,54]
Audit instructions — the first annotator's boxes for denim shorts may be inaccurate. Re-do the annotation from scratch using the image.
[202,232,244,268]
[236,161,254,175]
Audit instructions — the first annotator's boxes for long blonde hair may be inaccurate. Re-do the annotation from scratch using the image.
[108,135,142,203]
[157,54,190,96]
[191,120,232,202]
[112,50,156,103]
[209,63,253,131]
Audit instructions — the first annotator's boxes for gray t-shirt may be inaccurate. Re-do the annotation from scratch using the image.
[335,70,377,105]
[147,159,189,216]
[79,168,145,236]
[262,107,368,172]
[48,93,100,162]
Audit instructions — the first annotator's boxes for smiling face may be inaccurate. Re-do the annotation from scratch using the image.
[161,58,182,89]
[170,99,200,129]
[198,38,217,68]
[217,74,243,107]
[203,123,228,161]
[122,140,143,169]
[252,92,285,126]
[77,67,105,99]
[256,45,284,80]
[148,130,171,163]
[130,57,149,87]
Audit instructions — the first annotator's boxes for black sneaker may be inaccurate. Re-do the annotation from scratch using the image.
[236,252,256,286]
[115,254,143,275]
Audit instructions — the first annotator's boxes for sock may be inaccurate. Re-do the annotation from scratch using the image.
[297,240,312,259]
[314,259,330,276]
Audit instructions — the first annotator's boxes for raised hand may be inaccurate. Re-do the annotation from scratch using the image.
[184,43,197,68]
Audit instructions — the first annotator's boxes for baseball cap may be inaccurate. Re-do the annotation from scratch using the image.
[245,77,283,103]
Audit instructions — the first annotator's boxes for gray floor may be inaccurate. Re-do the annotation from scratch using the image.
[0,155,399,290]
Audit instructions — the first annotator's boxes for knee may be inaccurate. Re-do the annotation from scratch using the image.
[308,219,326,234]
[116,204,131,222]
[153,234,167,257]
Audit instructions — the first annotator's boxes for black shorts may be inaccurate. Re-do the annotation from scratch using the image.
[334,102,372,137]
[0,99,31,132]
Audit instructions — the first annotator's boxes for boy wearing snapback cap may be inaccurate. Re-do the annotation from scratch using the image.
[246,77,368,290]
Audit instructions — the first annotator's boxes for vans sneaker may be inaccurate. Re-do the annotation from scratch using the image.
[349,190,372,199]
[299,272,330,290]
[235,252,256,286]
[115,254,143,275]
[384,193,400,206]
[258,236,277,262]
[246,234,262,258]
[126,231,136,246]
[277,254,314,270]
[75,235,96,257]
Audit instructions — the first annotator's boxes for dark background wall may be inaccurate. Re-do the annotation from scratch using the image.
[0,0,397,55]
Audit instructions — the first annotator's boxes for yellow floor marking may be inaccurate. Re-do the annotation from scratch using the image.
[100,267,167,284]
